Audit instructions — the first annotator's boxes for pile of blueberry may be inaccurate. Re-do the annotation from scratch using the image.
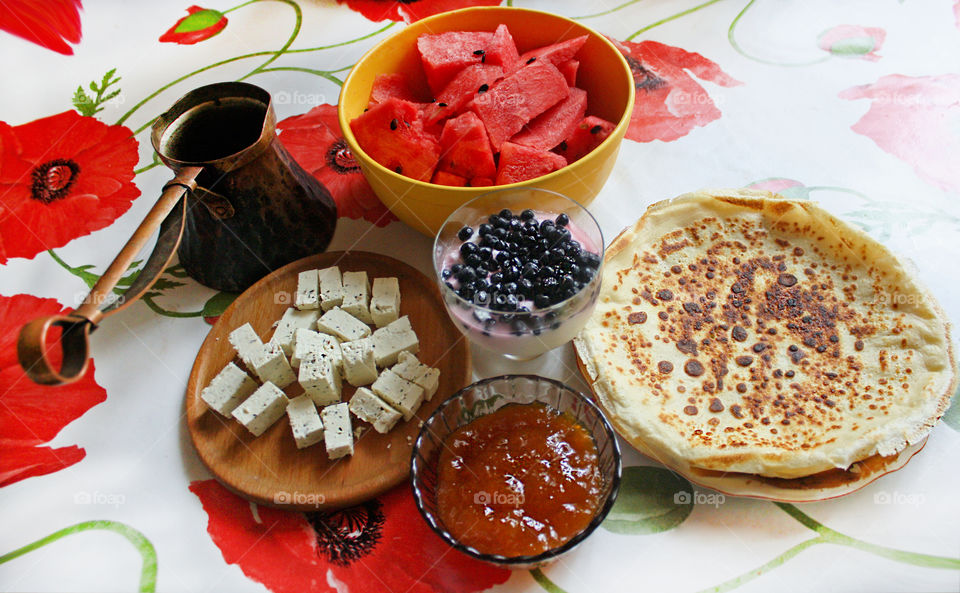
[442,208,601,313]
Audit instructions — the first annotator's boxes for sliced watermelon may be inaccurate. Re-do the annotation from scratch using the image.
[470,177,494,187]
[432,171,468,186]
[511,87,587,151]
[485,24,520,71]
[553,115,616,163]
[557,59,579,86]
[496,142,567,185]
[417,30,494,95]
[423,64,504,125]
[469,60,569,150]
[370,73,425,104]
[350,98,441,182]
[518,35,588,69]
[438,111,497,180]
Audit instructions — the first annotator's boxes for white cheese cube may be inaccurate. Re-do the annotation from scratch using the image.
[318,266,344,311]
[201,362,258,416]
[287,395,325,449]
[371,315,419,367]
[228,323,263,369]
[341,338,379,386]
[321,402,354,459]
[271,307,321,356]
[349,387,403,433]
[371,369,425,421]
[290,328,342,373]
[317,307,371,342]
[393,351,440,400]
[295,269,319,310]
[299,352,342,406]
[341,271,373,324]
[252,341,297,388]
[232,382,289,437]
[370,277,400,327]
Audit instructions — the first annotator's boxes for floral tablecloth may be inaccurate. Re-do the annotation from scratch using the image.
[1,1,959,592]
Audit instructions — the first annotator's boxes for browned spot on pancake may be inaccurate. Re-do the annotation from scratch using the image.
[627,312,647,325]
[778,273,798,287]
[684,405,698,415]
[735,355,753,367]
[656,289,674,301]
[677,338,698,355]
[709,398,724,413]
[730,404,744,419]
[658,361,674,373]
[684,360,705,377]
[731,326,747,341]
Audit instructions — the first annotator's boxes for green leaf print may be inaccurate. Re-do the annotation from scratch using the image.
[602,466,694,534]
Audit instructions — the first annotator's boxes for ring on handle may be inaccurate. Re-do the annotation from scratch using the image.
[17,166,203,386]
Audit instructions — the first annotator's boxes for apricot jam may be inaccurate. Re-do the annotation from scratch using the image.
[436,402,604,557]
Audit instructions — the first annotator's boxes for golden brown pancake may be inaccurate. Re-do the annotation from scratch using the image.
[575,189,956,479]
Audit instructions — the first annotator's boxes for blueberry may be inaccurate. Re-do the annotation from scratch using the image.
[534,294,552,308]
[494,293,509,308]
[560,287,577,301]
[488,214,501,226]
[508,218,521,229]
[518,278,534,296]
[555,213,569,227]
[480,234,498,249]
[460,242,478,257]
[502,282,518,294]
[473,290,490,306]
[465,254,482,268]
[441,268,452,279]
[472,309,491,324]
[478,246,492,261]
[560,275,576,291]
[564,240,582,257]
[538,265,556,279]
[510,318,527,336]
[548,248,565,265]
[540,220,555,233]
[495,251,511,265]
[523,222,539,236]
[521,209,535,221]
[457,226,474,241]
[451,263,463,274]
[522,262,539,278]
[456,266,477,283]
[541,276,559,292]
[458,285,475,300]
[499,208,513,219]
[505,294,519,309]
[490,272,504,285]
[478,223,493,236]
[444,281,456,291]
[493,226,508,239]
[582,251,601,269]
[555,227,571,244]
[494,216,510,230]
[473,277,490,291]
[568,263,581,278]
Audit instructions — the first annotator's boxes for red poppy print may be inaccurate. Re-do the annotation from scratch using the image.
[0,294,107,487]
[278,104,396,227]
[338,0,502,23]
[0,110,140,265]
[610,38,742,143]
[817,25,885,61]
[159,5,228,45]
[190,479,511,593]
[0,0,82,55]
[839,74,960,194]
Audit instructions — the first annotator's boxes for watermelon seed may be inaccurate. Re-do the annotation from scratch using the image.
[481,55,486,63]
[590,125,603,134]
[473,49,485,55]
[394,165,403,174]
[389,119,398,130]
[438,102,448,107]
[526,57,537,64]
[478,84,489,94]
[559,141,568,151]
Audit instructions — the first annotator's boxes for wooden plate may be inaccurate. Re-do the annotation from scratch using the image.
[574,354,928,503]
[186,251,470,510]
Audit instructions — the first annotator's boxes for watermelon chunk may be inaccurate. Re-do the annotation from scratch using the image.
[557,59,579,86]
[511,87,587,151]
[432,171,467,186]
[485,24,520,71]
[349,98,441,182]
[469,60,569,150]
[518,35,588,68]
[424,64,504,125]
[370,73,425,104]
[417,31,494,95]
[438,111,497,179]
[496,142,567,185]
[553,115,616,163]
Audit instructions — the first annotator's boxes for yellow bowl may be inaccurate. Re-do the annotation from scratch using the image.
[338,6,635,236]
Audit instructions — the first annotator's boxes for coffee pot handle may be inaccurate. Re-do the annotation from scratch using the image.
[17,167,203,385]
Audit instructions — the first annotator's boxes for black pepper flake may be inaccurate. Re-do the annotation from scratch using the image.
[389,119,398,131]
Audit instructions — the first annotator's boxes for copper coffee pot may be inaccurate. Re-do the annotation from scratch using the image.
[18,82,337,385]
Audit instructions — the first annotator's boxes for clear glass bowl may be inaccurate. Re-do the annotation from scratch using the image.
[432,188,604,360]
[410,375,622,569]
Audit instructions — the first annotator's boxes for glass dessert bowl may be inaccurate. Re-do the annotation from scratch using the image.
[432,188,604,360]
